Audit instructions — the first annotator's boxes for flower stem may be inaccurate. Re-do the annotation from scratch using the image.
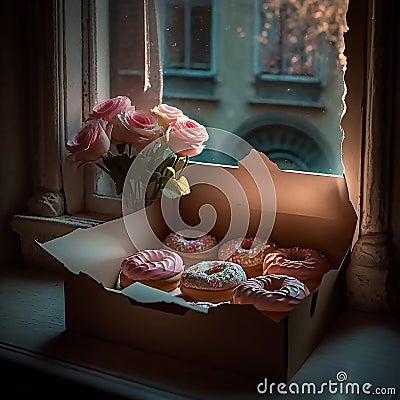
[147,181,161,205]
[176,155,189,176]
[96,162,111,175]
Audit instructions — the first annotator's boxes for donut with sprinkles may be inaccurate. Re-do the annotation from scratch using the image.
[164,231,217,254]
[180,260,247,303]
[218,237,276,278]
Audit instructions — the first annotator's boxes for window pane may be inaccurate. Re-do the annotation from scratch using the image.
[258,6,282,74]
[109,0,144,96]
[165,5,185,68]
[190,5,212,69]
[258,0,346,77]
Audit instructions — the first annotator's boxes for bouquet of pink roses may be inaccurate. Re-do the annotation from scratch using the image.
[67,96,208,203]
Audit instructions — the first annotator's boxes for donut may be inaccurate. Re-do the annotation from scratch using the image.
[119,249,184,292]
[218,237,276,278]
[232,274,310,321]
[180,260,247,303]
[262,247,331,291]
[164,230,217,254]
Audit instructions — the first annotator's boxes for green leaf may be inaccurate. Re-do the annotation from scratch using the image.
[161,176,191,198]
[165,166,175,178]
[155,153,177,175]
[149,171,162,183]
[158,175,172,189]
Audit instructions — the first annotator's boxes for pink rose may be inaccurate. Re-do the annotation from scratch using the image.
[168,117,208,157]
[89,96,132,122]
[111,109,163,151]
[151,103,185,130]
[66,119,111,166]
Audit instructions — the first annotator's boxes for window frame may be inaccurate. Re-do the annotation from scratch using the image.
[160,0,217,78]
[157,0,219,100]
[252,0,346,109]
[59,0,362,220]
[63,0,122,217]
[254,0,323,81]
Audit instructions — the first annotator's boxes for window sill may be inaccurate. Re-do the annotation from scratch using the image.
[248,96,326,110]
[163,92,219,102]
[11,214,110,271]
[163,75,218,101]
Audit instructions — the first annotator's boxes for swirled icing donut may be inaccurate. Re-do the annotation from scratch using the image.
[218,237,277,278]
[180,260,247,303]
[119,249,184,292]
[262,247,331,291]
[233,274,310,321]
[164,231,217,254]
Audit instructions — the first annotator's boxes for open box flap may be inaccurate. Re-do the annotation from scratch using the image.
[39,217,135,287]
[177,150,356,230]
[231,150,355,220]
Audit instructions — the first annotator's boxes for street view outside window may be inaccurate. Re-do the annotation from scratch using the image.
[103,0,347,197]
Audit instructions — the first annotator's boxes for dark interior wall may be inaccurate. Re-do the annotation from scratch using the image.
[392,6,400,259]
[388,2,400,309]
[0,4,31,266]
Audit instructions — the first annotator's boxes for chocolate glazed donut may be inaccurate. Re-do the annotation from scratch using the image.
[263,247,331,291]
[233,274,310,321]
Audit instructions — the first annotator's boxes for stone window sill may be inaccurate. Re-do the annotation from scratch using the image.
[11,214,109,271]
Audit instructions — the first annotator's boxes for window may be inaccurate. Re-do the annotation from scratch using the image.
[59,0,357,218]
[89,0,349,208]
[163,0,213,72]
[156,0,218,99]
[254,0,347,106]
[258,0,322,77]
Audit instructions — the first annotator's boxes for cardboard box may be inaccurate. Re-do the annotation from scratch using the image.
[40,150,357,382]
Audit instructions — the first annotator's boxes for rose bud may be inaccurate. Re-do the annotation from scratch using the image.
[150,103,185,131]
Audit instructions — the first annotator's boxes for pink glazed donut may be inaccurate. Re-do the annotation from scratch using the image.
[119,249,184,292]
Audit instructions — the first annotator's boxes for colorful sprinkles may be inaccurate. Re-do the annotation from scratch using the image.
[218,237,276,268]
[181,260,247,290]
[164,231,217,254]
